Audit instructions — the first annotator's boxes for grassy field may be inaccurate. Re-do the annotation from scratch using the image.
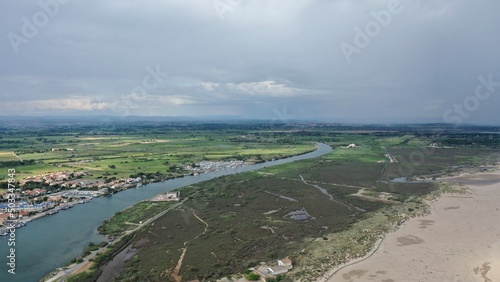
[0,131,315,183]
[98,201,175,238]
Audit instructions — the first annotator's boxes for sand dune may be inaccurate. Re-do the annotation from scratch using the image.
[323,171,500,282]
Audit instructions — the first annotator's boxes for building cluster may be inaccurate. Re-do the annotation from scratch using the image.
[185,160,246,173]
[21,171,88,187]
[216,258,293,282]
[0,168,148,236]
[0,201,56,219]
[341,143,357,149]
[51,148,75,151]
[19,171,143,192]
[0,169,141,229]
[24,188,47,198]
[0,189,106,232]
[151,191,180,202]
[255,258,293,278]
[1,170,144,204]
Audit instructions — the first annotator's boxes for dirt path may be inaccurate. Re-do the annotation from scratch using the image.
[72,261,92,275]
[299,174,365,212]
[171,247,187,282]
[124,221,140,226]
[170,210,210,282]
[264,190,298,202]
[351,188,399,204]
[378,162,388,182]
[12,151,23,162]
[192,211,209,233]
[282,176,368,190]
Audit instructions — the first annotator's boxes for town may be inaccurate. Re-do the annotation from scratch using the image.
[0,169,149,235]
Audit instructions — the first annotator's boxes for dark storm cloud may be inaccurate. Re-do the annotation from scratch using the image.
[1,0,499,124]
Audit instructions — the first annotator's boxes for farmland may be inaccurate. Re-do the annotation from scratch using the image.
[0,121,317,189]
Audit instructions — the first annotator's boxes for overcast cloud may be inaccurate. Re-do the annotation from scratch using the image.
[1,0,499,124]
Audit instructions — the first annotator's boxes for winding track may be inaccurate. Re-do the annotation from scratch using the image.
[170,210,210,282]
[299,174,366,212]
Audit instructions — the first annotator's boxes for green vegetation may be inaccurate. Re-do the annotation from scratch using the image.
[3,120,499,281]
[266,274,287,282]
[98,201,175,238]
[245,272,261,280]
[0,122,317,188]
[98,126,499,281]
[81,241,107,257]
[66,271,96,282]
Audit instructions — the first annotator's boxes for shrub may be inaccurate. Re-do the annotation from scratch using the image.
[245,273,261,281]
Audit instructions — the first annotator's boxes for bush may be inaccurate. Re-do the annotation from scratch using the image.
[66,270,101,282]
[275,274,286,281]
[245,273,261,281]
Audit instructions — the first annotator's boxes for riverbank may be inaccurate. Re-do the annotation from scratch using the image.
[322,168,500,282]
[41,191,195,282]
[2,147,319,237]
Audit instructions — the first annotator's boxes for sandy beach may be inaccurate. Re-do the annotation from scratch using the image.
[321,171,500,282]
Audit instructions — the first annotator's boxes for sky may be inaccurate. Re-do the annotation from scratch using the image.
[1,0,500,124]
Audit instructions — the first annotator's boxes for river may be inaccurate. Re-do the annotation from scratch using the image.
[0,142,332,281]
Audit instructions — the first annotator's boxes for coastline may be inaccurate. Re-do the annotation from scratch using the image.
[321,168,500,282]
